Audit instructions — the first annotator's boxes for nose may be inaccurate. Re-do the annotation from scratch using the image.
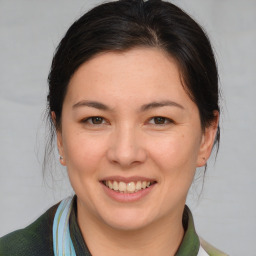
[107,125,147,168]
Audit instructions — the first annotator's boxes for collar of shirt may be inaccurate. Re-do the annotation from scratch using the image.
[69,196,201,256]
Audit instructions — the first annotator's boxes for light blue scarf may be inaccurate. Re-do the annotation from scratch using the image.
[52,197,212,256]
[53,196,76,256]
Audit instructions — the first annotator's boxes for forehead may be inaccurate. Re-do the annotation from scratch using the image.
[65,47,192,109]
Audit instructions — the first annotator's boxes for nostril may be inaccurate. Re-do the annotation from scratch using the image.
[107,145,147,167]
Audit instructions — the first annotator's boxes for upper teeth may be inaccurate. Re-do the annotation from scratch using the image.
[105,181,152,193]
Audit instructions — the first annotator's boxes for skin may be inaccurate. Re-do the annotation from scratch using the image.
[55,48,218,256]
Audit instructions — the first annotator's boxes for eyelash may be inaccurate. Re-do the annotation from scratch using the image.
[81,116,108,125]
[147,116,174,125]
[81,116,173,126]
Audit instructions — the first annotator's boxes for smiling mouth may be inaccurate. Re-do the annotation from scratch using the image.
[102,180,157,193]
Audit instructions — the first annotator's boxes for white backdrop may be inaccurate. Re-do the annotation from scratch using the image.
[0,1,256,255]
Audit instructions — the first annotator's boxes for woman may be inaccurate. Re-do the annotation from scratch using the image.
[0,0,227,255]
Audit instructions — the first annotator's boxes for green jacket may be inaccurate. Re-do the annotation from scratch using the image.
[0,198,228,256]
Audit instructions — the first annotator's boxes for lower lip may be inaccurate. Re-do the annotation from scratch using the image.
[101,182,156,202]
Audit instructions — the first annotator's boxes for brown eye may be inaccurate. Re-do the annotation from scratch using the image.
[153,117,166,124]
[82,116,106,125]
[90,117,104,124]
[148,116,173,125]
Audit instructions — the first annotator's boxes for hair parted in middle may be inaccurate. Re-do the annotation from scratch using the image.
[47,0,220,157]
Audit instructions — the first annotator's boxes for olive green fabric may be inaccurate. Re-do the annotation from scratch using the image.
[175,205,200,255]
[0,202,58,256]
[0,197,226,255]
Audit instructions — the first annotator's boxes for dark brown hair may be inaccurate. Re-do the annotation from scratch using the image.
[46,0,220,169]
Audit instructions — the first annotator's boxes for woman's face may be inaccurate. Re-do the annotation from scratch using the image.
[57,48,217,231]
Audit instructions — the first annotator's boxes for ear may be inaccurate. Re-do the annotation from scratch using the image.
[51,111,66,166]
[197,111,219,167]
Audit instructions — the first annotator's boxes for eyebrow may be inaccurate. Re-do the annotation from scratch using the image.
[72,100,184,111]
[72,100,110,111]
[140,100,184,111]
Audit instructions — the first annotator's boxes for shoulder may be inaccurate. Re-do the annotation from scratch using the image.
[200,237,229,256]
[0,203,59,256]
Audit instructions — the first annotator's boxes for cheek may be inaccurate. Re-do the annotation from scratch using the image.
[62,131,107,175]
[148,132,201,176]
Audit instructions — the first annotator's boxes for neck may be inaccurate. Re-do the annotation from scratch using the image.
[77,202,185,256]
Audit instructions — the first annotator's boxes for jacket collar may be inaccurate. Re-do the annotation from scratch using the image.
[69,196,200,255]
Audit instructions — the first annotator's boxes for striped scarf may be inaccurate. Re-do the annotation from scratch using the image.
[53,196,76,256]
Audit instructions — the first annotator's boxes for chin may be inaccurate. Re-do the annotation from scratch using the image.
[99,208,155,231]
